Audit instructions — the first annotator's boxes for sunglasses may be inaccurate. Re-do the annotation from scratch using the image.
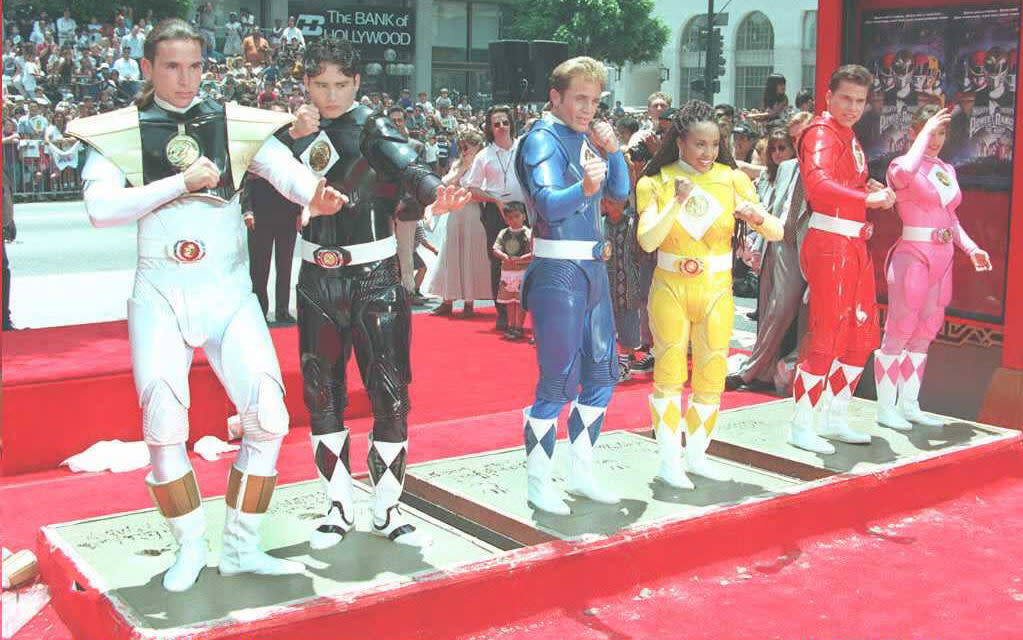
[492,120,511,128]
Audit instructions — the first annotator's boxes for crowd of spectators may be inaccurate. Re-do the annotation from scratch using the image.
[1,5,532,199]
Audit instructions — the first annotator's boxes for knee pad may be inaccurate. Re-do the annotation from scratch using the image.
[581,355,618,390]
[537,355,582,405]
[240,375,289,442]
[141,380,189,446]
[302,356,347,415]
[366,360,410,420]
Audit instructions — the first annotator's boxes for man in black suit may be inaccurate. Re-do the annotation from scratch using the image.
[243,171,301,324]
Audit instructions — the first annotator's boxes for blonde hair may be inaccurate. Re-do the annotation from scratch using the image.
[550,56,606,94]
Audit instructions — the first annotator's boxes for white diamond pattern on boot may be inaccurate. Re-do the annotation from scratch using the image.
[566,402,619,504]
[310,431,354,550]
[651,394,694,490]
[874,350,912,431]
[899,352,945,426]
[523,408,570,515]
[789,368,835,454]
[820,362,871,444]
[684,403,730,481]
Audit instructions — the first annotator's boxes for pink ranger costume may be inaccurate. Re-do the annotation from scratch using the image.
[875,144,983,430]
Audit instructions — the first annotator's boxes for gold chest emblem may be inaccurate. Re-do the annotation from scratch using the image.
[308,140,333,173]
[685,193,710,218]
[935,170,951,186]
[165,134,201,171]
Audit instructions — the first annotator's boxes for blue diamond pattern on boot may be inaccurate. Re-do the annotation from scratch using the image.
[525,419,557,457]
[586,413,604,445]
[568,408,585,443]
[524,424,539,455]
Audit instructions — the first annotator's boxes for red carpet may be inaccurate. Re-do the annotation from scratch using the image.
[1,307,754,475]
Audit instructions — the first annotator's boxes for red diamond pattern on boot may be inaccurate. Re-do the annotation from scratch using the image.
[848,368,864,393]
[794,370,825,407]
[828,366,848,395]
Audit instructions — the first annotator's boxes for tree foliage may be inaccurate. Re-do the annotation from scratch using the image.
[505,0,670,67]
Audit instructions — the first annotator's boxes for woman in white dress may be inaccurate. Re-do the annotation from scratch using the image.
[427,129,493,315]
[223,13,243,57]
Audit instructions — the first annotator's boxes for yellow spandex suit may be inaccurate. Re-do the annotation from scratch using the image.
[637,161,782,485]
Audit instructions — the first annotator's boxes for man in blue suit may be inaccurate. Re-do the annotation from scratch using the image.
[515,57,630,514]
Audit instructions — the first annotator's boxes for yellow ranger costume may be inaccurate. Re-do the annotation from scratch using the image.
[637,160,782,486]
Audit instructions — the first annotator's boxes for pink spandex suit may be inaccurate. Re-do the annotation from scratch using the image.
[876,145,980,423]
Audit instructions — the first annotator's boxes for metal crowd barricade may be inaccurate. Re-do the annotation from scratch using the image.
[5,140,87,202]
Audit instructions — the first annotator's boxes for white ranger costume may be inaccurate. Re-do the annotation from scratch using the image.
[68,95,322,591]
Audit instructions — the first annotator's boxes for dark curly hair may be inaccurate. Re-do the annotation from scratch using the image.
[303,36,361,79]
[643,99,721,176]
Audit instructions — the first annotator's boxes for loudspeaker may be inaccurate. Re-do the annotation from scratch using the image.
[528,40,569,102]
[488,40,532,103]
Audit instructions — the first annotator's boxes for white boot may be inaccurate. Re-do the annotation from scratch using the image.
[874,350,913,431]
[819,361,871,444]
[219,468,304,577]
[309,430,355,550]
[899,351,945,426]
[788,367,836,454]
[147,470,207,592]
[368,436,432,548]
[650,394,694,489]
[684,403,730,481]
[565,402,619,504]
[523,408,570,515]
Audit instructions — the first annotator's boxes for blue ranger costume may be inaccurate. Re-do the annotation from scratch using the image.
[515,115,629,514]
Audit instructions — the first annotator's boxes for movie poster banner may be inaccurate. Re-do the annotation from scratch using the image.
[858,5,1019,190]
[859,5,1017,323]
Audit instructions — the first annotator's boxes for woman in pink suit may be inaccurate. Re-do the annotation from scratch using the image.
[876,105,992,430]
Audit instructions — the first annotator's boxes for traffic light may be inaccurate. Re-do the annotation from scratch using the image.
[707,28,726,81]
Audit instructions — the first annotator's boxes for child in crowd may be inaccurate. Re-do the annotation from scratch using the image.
[492,201,531,340]
[413,218,439,304]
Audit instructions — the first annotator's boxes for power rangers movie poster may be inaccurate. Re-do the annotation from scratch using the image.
[859,5,1019,190]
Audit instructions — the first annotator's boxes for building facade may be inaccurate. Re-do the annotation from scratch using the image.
[210,0,513,103]
[613,1,819,111]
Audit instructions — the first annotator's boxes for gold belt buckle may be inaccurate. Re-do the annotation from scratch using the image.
[676,257,704,276]
[932,227,953,244]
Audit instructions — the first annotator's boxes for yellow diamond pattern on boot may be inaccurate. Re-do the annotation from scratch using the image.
[661,396,683,435]
[685,403,719,436]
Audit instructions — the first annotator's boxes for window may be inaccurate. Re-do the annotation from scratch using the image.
[802,11,817,95]
[470,3,501,63]
[677,15,709,103]
[432,0,468,63]
[734,11,774,110]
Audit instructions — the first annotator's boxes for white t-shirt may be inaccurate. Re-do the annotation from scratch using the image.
[56,17,77,43]
[113,57,140,81]
[463,140,525,203]
[122,33,146,59]
[281,26,305,47]
[424,142,439,163]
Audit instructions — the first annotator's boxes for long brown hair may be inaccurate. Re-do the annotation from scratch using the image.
[764,127,795,182]
[134,18,204,107]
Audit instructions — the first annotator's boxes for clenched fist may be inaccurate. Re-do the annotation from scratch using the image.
[865,187,896,209]
[581,154,607,197]
[589,120,619,154]
[183,157,220,192]
[289,104,320,139]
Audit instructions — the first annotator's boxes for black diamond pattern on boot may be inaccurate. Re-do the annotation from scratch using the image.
[387,447,407,483]
[367,444,388,485]
[314,441,338,480]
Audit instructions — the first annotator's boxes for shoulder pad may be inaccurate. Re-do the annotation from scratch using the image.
[226,102,296,189]
[66,106,143,187]
[225,101,294,132]
[520,127,561,167]
[349,104,373,126]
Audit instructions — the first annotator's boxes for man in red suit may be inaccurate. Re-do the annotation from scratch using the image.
[790,64,898,454]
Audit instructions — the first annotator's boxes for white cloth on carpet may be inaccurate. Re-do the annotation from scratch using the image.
[193,435,240,461]
[61,440,150,473]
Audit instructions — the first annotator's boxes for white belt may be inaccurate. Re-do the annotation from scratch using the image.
[902,225,954,244]
[301,236,397,268]
[656,251,732,276]
[533,238,601,261]
[138,237,235,263]
[809,212,873,239]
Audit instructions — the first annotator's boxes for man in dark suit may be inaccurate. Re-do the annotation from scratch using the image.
[242,172,301,324]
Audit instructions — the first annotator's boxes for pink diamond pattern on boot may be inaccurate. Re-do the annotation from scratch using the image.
[875,358,900,385]
[899,355,918,381]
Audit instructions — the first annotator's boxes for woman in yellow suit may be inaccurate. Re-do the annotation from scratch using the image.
[637,100,783,489]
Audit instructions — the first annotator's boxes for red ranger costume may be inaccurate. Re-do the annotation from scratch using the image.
[791,111,880,453]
